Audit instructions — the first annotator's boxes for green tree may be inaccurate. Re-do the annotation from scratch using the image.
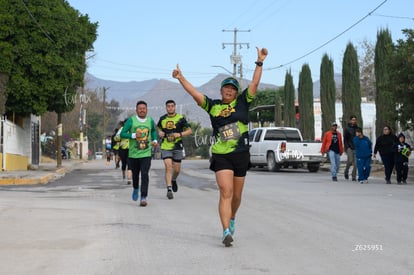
[0,1,98,166]
[284,70,296,127]
[274,92,283,126]
[106,99,122,134]
[388,29,414,130]
[86,111,104,154]
[41,89,121,151]
[320,54,336,135]
[375,28,396,136]
[341,42,362,130]
[298,64,314,140]
[0,0,98,116]
[248,89,278,124]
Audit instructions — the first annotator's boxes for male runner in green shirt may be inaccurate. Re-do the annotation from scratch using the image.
[157,100,192,200]
[120,100,158,207]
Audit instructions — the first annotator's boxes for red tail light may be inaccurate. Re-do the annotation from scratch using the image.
[280,141,286,153]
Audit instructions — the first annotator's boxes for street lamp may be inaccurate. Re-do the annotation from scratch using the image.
[211,65,233,75]
[212,65,243,90]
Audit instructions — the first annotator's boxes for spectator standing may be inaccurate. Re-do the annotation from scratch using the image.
[353,127,372,184]
[321,122,344,181]
[373,125,398,184]
[343,115,358,181]
[393,133,411,184]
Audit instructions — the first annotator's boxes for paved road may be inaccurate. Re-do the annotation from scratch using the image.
[0,159,413,275]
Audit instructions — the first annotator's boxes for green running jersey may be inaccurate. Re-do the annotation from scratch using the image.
[157,113,190,151]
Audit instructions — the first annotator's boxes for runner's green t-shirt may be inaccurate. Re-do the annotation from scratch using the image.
[201,88,255,154]
[120,115,157,158]
[157,113,190,150]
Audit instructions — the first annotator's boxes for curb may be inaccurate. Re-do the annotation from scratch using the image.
[0,166,73,186]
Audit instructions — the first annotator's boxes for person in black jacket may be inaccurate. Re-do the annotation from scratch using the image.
[343,115,358,181]
[373,125,398,184]
[393,132,411,184]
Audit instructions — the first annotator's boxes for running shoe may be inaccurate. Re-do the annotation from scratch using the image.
[127,180,131,185]
[222,228,233,247]
[172,179,178,192]
[167,190,174,200]
[140,197,147,207]
[229,218,235,235]
[132,188,139,201]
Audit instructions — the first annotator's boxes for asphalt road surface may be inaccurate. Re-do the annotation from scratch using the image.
[1,159,413,275]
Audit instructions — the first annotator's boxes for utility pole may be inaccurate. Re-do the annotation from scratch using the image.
[222,28,250,80]
[103,87,107,137]
[79,87,86,160]
[102,87,109,144]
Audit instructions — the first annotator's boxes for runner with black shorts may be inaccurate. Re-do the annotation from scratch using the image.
[157,100,192,200]
[172,46,268,246]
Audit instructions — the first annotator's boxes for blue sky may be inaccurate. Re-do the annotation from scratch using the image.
[67,0,413,87]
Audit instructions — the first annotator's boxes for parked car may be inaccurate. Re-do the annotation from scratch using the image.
[249,127,324,172]
[95,152,103,160]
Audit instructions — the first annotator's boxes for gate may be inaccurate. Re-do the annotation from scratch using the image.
[31,121,40,165]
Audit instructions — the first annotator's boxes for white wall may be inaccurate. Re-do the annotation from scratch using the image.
[314,102,377,141]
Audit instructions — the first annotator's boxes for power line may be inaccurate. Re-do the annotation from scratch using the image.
[222,28,250,79]
[20,0,55,43]
[266,0,388,71]
[372,13,414,20]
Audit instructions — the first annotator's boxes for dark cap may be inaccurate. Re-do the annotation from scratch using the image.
[221,77,240,91]
[398,132,405,139]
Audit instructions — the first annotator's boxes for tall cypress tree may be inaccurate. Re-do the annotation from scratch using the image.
[274,92,282,126]
[341,42,362,130]
[320,54,336,135]
[298,64,315,140]
[375,28,396,137]
[283,70,296,127]
[388,29,414,130]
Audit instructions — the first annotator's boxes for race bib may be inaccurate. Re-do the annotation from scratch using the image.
[218,122,240,141]
[137,140,149,150]
[166,134,176,142]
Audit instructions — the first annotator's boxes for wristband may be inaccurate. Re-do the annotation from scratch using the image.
[255,61,263,67]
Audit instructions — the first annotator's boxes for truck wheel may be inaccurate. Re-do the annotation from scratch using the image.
[307,163,320,172]
[267,152,281,172]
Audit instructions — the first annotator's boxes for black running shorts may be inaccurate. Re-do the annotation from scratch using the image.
[209,151,250,177]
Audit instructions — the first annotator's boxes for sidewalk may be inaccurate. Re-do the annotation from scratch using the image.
[0,159,83,185]
[320,161,414,183]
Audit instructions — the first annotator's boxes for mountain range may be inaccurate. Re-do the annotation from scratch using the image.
[84,73,342,127]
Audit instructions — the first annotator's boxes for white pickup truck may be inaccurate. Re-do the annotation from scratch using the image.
[249,127,325,172]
